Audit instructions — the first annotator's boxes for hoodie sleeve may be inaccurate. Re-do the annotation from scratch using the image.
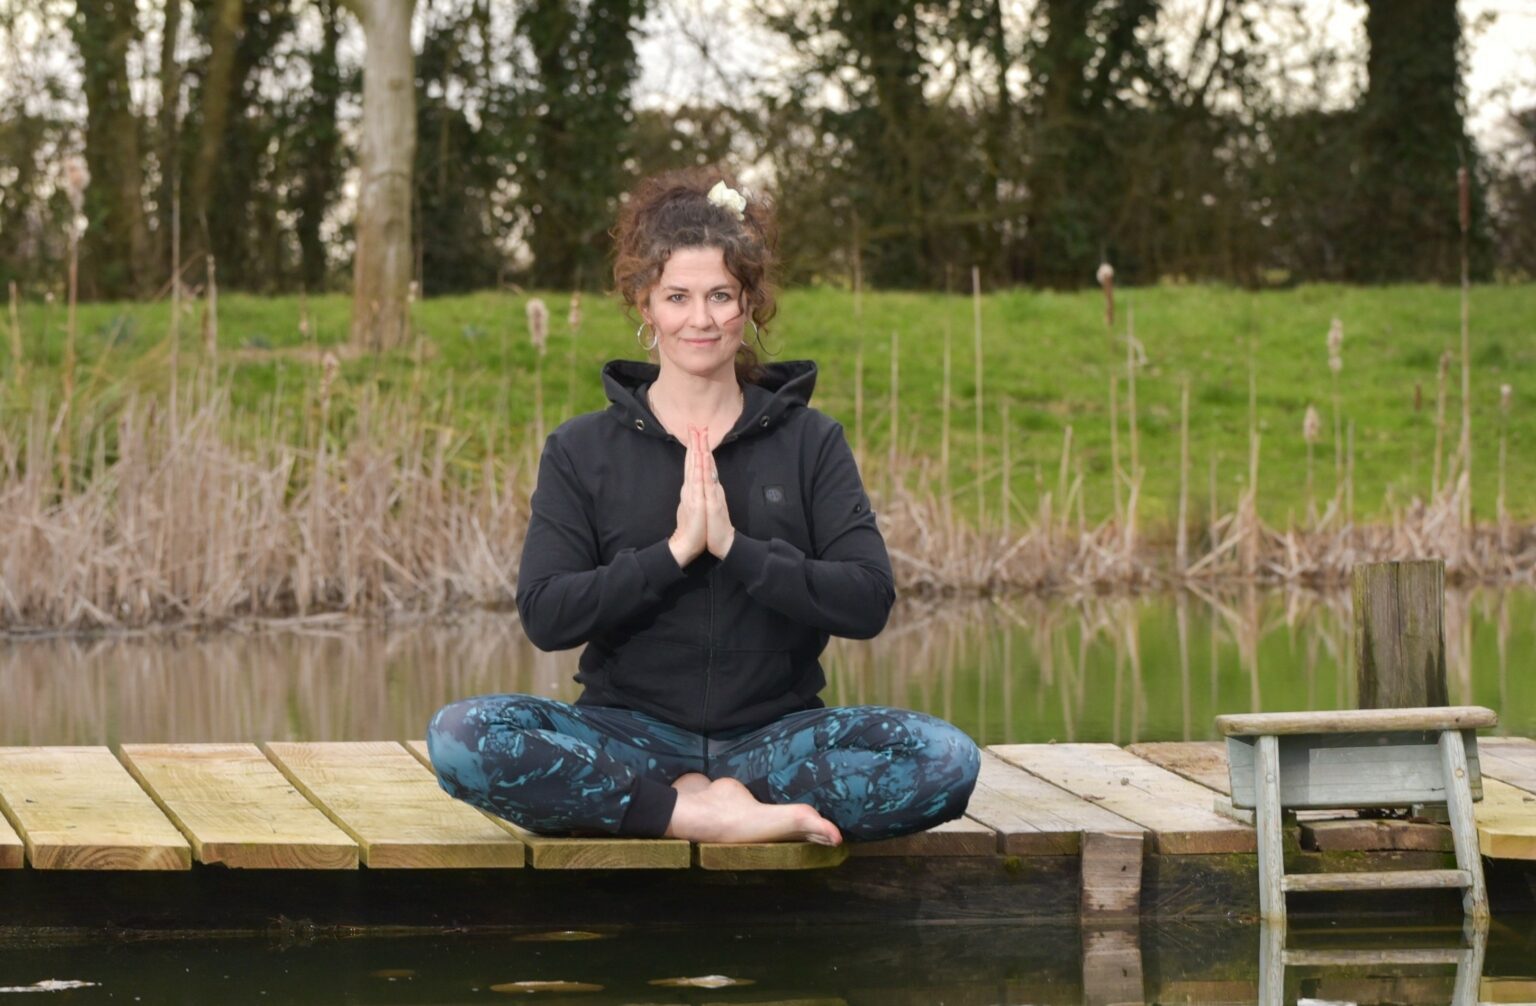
[719,420,895,639]
[516,434,686,651]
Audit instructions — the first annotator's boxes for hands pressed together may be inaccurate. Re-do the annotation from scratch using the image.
[668,425,735,568]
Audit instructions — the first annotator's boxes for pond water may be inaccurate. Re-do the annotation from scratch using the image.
[4,588,1536,1003]
[3,587,1533,746]
[1,918,1533,1004]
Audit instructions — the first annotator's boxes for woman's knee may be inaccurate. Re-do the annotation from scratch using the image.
[425,693,549,796]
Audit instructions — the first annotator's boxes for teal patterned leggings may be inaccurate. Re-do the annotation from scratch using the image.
[427,695,980,841]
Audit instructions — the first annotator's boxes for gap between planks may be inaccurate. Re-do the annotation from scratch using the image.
[0,747,191,870]
[402,740,690,869]
[262,742,526,869]
[119,743,358,869]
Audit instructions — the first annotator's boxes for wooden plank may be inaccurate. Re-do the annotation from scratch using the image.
[1216,705,1496,736]
[1226,731,1484,809]
[963,750,1145,856]
[695,842,849,870]
[1080,831,1142,917]
[1281,868,1470,892]
[119,744,357,869]
[991,744,1255,855]
[1125,741,1231,795]
[0,747,190,870]
[1475,777,1536,860]
[262,742,525,869]
[0,805,20,870]
[1284,948,1466,966]
[403,740,690,869]
[1301,818,1453,852]
[1483,978,1536,1003]
[1353,559,1448,708]
[849,815,997,858]
[1480,736,1536,792]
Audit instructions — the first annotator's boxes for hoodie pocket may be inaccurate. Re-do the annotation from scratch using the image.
[747,478,810,552]
[608,634,708,722]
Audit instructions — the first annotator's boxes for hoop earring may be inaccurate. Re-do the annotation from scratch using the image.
[742,319,760,349]
[636,322,658,352]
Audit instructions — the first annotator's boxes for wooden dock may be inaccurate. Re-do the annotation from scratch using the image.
[2,738,1536,931]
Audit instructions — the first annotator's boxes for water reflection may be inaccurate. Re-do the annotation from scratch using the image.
[0,917,1531,1004]
[1,586,1533,746]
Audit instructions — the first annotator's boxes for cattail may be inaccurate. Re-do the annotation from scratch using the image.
[1326,317,1343,374]
[62,159,89,246]
[1096,262,1115,329]
[567,291,582,332]
[1501,383,1513,415]
[1458,166,1470,236]
[1303,404,1321,444]
[526,297,549,356]
[319,350,340,406]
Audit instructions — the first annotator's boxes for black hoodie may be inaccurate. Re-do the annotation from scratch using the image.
[515,359,896,734]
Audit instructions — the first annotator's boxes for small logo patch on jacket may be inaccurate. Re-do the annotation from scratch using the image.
[763,485,785,504]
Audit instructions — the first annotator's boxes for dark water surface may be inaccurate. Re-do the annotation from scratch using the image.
[4,588,1536,1005]
[3,587,1533,746]
[1,919,1534,1003]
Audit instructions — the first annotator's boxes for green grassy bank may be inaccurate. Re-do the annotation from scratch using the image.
[4,283,1533,530]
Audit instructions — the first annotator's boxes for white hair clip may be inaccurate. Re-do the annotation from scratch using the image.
[707,180,747,220]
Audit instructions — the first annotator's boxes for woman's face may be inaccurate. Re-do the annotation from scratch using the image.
[641,246,747,382]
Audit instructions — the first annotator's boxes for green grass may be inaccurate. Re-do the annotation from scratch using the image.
[4,283,1534,529]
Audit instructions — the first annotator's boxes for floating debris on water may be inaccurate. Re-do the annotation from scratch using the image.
[512,930,607,942]
[490,980,605,994]
[368,968,416,979]
[648,975,756,988]
[0,979,101,993]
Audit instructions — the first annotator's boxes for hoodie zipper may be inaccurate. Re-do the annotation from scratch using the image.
[701,567,715,764]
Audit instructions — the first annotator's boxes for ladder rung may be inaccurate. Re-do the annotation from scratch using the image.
[1282,868,1471,893]
[1283,948,1468,967]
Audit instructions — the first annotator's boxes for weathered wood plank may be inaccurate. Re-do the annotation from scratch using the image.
[1353,559,1448,708]
[963,750,1145,856]
[1480,736,1536,792]
[0,805,20,870]
[1301,818,1453,852]
[119,744,357,869]
[1475,777,1536,860]
[1281,867,1469,892]
[849,815,996,858]
[1125,742,1231,795]
[1226,730,1484,809]
[0,747,190,870]
[403,740,690,869]
[1080,832,1142,918]
[992,744,1255,854]
[262,742,525,869]
[695,842,849,870]
[1216,706,1496,736]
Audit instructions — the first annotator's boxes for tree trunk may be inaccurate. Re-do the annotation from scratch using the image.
[71,0,155,298]
[296,0,343,290]
[156,0,183,280]
[189,0,244,247]
[343,0,417,350]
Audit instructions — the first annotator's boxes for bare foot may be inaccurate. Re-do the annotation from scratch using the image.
[671,772,712,796]
[663,777,842,846]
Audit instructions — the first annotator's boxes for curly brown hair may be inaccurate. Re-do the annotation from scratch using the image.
[611,167,778,383]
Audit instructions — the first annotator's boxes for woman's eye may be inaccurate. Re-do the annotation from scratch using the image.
[668,294,686,303]
[710,291,733,303]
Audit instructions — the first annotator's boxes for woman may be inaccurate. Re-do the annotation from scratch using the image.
[428,168,979,845]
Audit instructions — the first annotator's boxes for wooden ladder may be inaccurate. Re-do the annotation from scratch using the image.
[1216,705,1496,925]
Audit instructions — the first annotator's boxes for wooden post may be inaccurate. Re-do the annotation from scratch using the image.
[1353,560,1448,709]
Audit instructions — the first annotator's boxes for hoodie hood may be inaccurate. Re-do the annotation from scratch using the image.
[601,359,818,443]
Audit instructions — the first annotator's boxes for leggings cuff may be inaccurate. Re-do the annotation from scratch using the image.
[620,776,678,837]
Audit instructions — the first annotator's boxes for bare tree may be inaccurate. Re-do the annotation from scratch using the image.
[342,0,417,350]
